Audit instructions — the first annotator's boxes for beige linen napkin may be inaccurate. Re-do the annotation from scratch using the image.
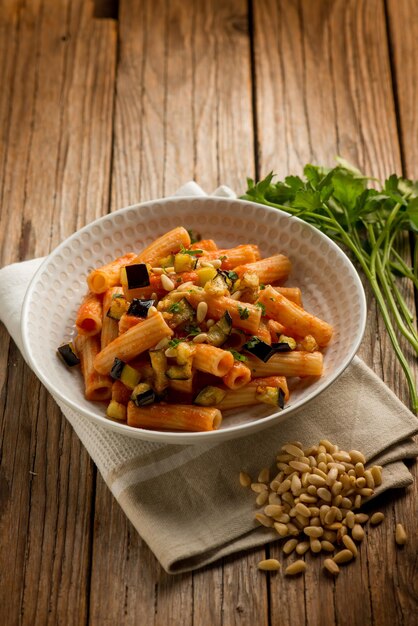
[1,183,417,574]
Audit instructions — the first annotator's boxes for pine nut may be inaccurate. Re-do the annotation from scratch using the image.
[307,474,327,487]
[206,318,215,327]
[364,470,375,489]
[291,474,302,495]
[348,449,366,464]
[147,305,158,316]
[324,509,336,525]
[296,541,310,555]
[251,483,267,493]
[255,513,274,527]
[199,260,214,268]
[304,526,323,538]
[282,492,295,506]
[289,460,311,472]
[312,468,328,480]
[345,511,355,528]
[258,467,270,483]
[310,538,322,553]
[274,522,289,537]
[287,523,300,536]
[177,281,195,291]
[154,337,170,350]
[370,512,384,525]
[355,513,369,524]
[230,290,242,300]
[333,451,352,463]
[342,535,358,556]
[333,549,353,564]
[161,274,175,291]
[196,301,208,323]
[323,530,337,542]
[256,491,269,507]
[164,347,178,358]
[295,514,309,527]
[331,481,343,496]
[192,333,208,343]
[285,560,306,576]
[239,471,251,487]
[299,493,317,504]
[355,477,366,488]
[295,503,311,518]
[282,443,304,457]
[264,505,282,517]
[395,523,407,546]
[268,492,282,505]
[340,497,352,510]
[275,513,291,524]
[307,485,318,496]
[324,559,340,576]
[321,541,335,552]
[319,439,334,452]
[283,538,298,555]
[326,467,339,485]
[355,462,365,477]
[210,259,222,269]
[351,524,365,541]
[332,495,343,507]
[277,479,291,494]
[354,494,362,509]
[370,466,382,486]
[258,559,281,571]
[317,487,332,502]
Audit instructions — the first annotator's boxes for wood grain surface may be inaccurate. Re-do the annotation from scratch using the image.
[0,1,417,625]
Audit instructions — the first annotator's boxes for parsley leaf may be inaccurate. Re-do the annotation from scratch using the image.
[184,324,200,337]
[167,302,182,314]
[226,270,238,281]
[256,302,266,315]
[228,349,248,362]
[168,338,183,348]
[180,244,202,256]
[237,305,250,320]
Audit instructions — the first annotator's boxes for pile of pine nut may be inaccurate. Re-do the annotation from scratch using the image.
[240,439,408,577]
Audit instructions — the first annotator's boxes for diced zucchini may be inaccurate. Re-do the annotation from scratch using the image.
[131,382,156,407]
[204,272,229,296]
[194,386,226,406]
[166,364,192,380]
[149,349,169,393]
[158,254,174,268]
[256,385,281,407]
[298,335,319,352]
[110,358,141,389]
[175,341,194,365]
[196,266,217,286]
[174,253,197,273]
[206,311,233,347]
[106,400,127,421]
[219,270,239,290]
[107,294,128,320]
[57,342,80,366]
[277,334,297,350]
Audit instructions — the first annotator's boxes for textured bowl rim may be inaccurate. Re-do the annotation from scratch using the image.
[21,195,367,444]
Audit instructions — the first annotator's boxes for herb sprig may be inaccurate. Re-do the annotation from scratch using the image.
[242,159,418,411]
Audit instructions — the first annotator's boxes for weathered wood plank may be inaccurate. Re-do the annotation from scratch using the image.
[89,1,262,625]
[0,1,116,624]
[253,1,417,625]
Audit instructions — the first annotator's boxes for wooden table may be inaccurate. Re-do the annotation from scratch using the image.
[1,1,417,624]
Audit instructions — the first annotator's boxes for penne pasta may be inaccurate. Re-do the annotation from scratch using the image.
[94,312,173,374]
[200,244,261,269]
[234,254,291,285]
[190,239,218,252]
[118,313,143,335]
[246,351,323,377]
[218,376,289,410]
[267,319,287,342]
[193,344,234,377]
[185,290,262,334]
[135,226,191,265]
[274,286,302,307]
[222,361,252,389]
[87,252,137,294]
[254,320,272,344]
[257,285,333,347]
[75,292,103,337]
[127,402,222,431]
[75,335,113,401]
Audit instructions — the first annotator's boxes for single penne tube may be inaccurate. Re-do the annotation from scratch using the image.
[200,244,260,269]
[94,312,173,374]
[246,351,323,377]
[127,402,222,432]
[185,289,262,333]
[169,373,195,394]
[218,376,289,410]
[193,344,234,377]
[118,314,143,335]
[75,335,113,401]
[101,287,123,349]
[267,319,287,342]
[234,254,291,284]
[274,286,302,306]
[135,226,191,265]
[87,252,137,294]
[257,285,333,347]
[222,361,252,389]
[254,320,272,344]
[75,292,103,337]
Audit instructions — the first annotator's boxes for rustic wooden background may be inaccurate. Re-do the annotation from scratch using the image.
[0,0,417,624]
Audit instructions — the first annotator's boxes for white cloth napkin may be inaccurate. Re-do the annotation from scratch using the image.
[1,183,417,574]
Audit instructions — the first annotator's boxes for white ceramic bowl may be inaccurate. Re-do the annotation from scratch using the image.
[21,196,366,444]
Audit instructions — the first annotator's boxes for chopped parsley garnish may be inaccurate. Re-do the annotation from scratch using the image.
[168,302,182,314]
[219,255,227,262]
[228,349,248,362]
[112,293,125,300]
[184,323,200,337]
[238,305,250,320]
[244,336,259,349]
[260,283,266,290]
[225,270,238,281]
[256,302,266,315]
[180,244,202,256]
[168,338,184,348]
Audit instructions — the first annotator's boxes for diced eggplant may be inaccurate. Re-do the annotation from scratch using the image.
[279,388,285,409]
[219,270,238,290]
[243,336,293,362]
[206,310,233,347]
[131,382,155,407]
[57,342,80,366]
[127,298,155,318]
[107,294,128,320]
[124,263,150,289]
[166,364,192,380]
[149,349,168,393]
[106,400,127,421]
[194,386,226,406]
[204,271,229,296]
[110,358,141,389]
[168,298,195,327]
[196,266,217,286]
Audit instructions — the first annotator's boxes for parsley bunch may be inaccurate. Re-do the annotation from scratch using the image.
[242,158,418,411]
